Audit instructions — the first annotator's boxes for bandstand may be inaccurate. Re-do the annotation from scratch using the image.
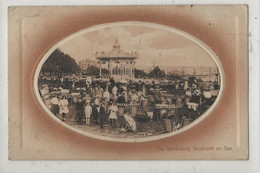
[96,38,138,81]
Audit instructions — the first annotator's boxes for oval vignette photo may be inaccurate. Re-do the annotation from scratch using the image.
[33,22,224,142]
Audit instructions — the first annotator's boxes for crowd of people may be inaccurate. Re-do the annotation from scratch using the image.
[38,74,220,133]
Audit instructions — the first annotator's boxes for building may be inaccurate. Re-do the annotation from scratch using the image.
[78,59,97,71]
[96,38,138,81]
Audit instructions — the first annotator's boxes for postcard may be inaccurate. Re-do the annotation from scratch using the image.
[8,5,248,160]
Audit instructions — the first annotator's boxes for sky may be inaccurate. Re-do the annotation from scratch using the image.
[58,24,218,70]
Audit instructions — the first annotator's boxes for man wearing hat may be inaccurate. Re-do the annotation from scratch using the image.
[191,89,201,104]
[117,92,127,104]
[99,102,106,129]
[76,98,84,124]
[92,96,99,125]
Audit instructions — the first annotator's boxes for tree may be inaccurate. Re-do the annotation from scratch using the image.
[84,65,100,76]
[148,66,166,78]
[41,49,81,75]
[101,68,109,76]
[82,66,109,77]
[134,68,147,78]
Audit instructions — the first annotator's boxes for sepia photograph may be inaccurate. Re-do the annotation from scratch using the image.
[34,22,224,142]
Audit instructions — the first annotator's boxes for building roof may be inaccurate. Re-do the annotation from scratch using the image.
[96,38,138,60]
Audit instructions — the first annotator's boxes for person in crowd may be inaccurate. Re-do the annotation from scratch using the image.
[130,89,139,103]
[99,102,106,129]
[185,88,192,97]
[117,92,127,104]
[179,96,191,120]
[71,82,75,91]
[103,88,110,101]
[160,96,169,105]
[112,85,118,97]
[118,85,124,94]
[75,99,84,124]
[130,100,138,118]
[184,80,189,90]
[86,84,92,95]
[197,97,208,118]
[43,95,52,110]
[108,101,118,127]
[94,95,100,106]
[128,89,133,102]
[209,83,215,90]
[109,77,115,88]
[213,81,220,90]
[172,97,184,128]
[92,97,99,125]
[137,88,144,99]
[175,97,183,108]
[84,101,92,125]
[40,85,49,97]
[184,96,191,106]
[94,84,99,94]
[50,94,59,116]
[191,89,201,104]
[96,85,104,98]
[117,92,126,116]
[191,83,197,90]
[59,95,69,121]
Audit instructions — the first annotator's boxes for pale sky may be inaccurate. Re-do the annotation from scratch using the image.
[58,24,218,69]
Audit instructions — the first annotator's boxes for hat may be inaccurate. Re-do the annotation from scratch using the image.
[194,89,201,95]
[140,97,148,101]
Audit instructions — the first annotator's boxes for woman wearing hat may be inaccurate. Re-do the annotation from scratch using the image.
[50,94,59,116]
[59,95,69,121]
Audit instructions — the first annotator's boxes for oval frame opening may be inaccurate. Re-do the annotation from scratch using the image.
[33,21,225,143]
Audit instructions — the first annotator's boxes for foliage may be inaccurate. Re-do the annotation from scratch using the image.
[41,49,81,75]
[83,65,100,76]
[134,68,147,78]
[82,65,109,77]
[148,66,166,78]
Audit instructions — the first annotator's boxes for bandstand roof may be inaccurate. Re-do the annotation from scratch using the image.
[96,38,138,60]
